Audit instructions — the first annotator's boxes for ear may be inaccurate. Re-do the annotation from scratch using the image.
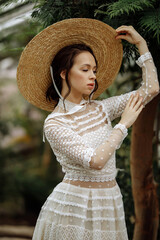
[60,70,66,80]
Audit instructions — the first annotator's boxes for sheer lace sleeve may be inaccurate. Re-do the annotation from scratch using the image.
[101,90,137,122]
[101,52,160,122]
[44,119,128,170]
[44,119,95,169]
[90,124,128,170]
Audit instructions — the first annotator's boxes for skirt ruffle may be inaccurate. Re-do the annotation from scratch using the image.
[32,182,128,240]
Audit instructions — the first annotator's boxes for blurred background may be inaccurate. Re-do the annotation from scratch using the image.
[0,0,160,239]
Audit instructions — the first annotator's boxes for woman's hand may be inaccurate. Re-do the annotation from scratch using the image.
[115,25,145,46]
[119,92,144,128]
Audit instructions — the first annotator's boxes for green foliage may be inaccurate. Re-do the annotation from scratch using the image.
[0,0,159,235]
[0,148,60,215]
[0,20,42,60]
[139,7,160,43]
[0,104,61,219]
[95,0,160,43]
[31,0,104,28]
[95,0,160,77]
[99,0,155,18]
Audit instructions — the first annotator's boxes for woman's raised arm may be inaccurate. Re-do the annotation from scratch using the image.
[101,26,159,122]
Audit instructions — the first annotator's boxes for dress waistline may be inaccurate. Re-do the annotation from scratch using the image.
[63,171,117,182]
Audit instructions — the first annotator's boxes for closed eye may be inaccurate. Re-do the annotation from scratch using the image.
[82,70,97,74]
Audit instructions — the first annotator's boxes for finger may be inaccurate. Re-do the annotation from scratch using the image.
[134,94,143,108]
[116,26,133,31]
[116,30,130,36]
[134,97,143,111]
[128,93,137,104]
[116,29,128,33]
[116,34,127,39]
[115,35,129,40]
[127,94,135,107]
[116,27,133,35]
[130,93,139,108]
[136,104,144,114]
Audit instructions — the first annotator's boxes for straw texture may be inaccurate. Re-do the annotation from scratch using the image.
[17,18,123,112]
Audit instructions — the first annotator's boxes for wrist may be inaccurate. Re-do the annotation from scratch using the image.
[114,123,128,137]
[136,52,152,68]
[119,120,128,129]
[135,38,146,47]
[136,40,149,55]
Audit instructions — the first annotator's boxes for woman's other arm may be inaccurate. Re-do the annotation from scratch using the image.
[90,92,144,170]
[44,119,128,171]
[44,92,143,171]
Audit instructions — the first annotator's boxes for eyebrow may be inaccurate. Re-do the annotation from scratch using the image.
[80,64,97,69]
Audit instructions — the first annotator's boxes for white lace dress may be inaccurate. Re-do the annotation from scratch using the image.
[32,52,159,240]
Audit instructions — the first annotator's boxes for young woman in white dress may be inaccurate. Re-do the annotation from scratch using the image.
[16,19,159,240]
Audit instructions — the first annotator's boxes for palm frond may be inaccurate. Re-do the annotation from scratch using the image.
[139,7,160,43]
[96,0,155,18]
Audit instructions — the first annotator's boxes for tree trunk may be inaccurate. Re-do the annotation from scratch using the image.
[130,93,160,240]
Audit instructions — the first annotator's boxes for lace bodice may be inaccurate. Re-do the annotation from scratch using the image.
[43,52,159,183]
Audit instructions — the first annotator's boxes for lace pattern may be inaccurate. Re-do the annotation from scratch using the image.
[101,52,159,122]
[43,51,159,183]
[33,51,159,240]
[63,170,117,182]
[53,188,122,200]
[46,198,123,210]
[33,223,128,240]
[32,182,128,240]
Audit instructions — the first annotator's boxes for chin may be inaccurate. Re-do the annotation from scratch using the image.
[82,93,89,98]
[82,92,93,100]
[84,90,93,95]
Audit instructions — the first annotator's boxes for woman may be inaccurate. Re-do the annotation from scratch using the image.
[17,19,159,240]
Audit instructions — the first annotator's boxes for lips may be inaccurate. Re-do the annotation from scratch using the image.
[87,83,94,86]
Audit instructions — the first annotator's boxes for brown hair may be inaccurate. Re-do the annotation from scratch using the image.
[46,43,98,109]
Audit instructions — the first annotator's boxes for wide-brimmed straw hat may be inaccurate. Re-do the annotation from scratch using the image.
[16,18,123,112]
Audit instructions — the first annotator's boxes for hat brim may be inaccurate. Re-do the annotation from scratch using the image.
[17,18,123,112]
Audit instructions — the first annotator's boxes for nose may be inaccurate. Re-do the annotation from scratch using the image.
[90,70,96,80]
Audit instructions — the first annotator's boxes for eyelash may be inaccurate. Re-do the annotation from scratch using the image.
[83,70,97,74]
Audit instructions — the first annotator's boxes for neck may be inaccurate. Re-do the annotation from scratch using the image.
[61,92,83,104]
[65,96,83,104]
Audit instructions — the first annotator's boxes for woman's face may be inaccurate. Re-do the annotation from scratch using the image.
[61,51,97,100]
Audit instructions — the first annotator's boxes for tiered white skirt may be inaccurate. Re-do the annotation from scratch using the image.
[32,182,128,240]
